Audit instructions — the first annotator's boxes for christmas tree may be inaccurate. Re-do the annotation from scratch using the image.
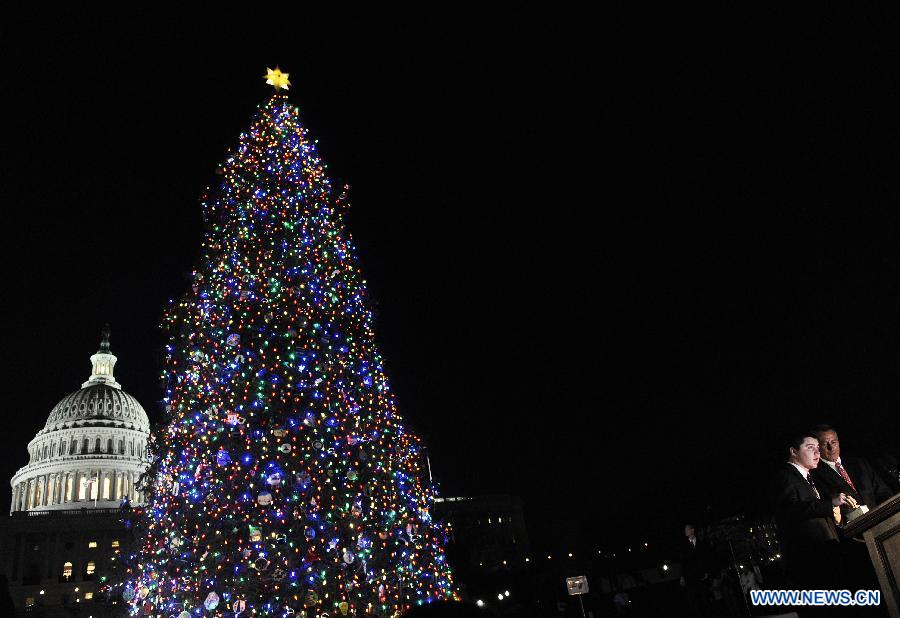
[125,68,457,617]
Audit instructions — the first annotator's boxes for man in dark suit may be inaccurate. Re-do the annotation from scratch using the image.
[810,424,896,592]
[680,523,710,616]
[810,424,895,512]
[772,433,850,590]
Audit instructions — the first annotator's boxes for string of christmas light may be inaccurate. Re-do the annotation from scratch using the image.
[123,71,457,617]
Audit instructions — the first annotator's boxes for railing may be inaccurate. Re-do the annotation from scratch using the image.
[12,507,121,518]
[24,453,150,466]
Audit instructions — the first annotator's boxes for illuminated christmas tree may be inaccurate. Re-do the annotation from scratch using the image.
[125,68,456,617]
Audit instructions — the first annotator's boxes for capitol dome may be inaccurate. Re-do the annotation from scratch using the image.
[10,327,151,513]
[44,383,149,433]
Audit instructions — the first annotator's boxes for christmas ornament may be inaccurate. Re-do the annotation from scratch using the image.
[204,591,220,610]
[304,590,319,607]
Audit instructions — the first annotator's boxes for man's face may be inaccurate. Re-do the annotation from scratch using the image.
[685,525,695,539]
[817,430,841,462]
[790,437,820,471]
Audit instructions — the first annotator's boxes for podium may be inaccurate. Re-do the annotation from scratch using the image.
[843,493,900,617]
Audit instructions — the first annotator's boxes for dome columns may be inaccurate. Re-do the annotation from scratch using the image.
[11,466,145,512]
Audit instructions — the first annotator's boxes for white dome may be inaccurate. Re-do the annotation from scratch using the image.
[43,383,150,433]
[10,327,151,513]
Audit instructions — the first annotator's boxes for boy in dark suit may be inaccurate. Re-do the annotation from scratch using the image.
[772,432,852,590]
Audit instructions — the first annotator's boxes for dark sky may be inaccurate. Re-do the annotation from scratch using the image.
[1,7,897,553]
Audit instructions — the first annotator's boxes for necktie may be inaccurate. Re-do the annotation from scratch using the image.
[806,473,821,499]
[835,461,858,493]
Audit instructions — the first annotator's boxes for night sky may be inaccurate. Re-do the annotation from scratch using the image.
[1,8,897,555]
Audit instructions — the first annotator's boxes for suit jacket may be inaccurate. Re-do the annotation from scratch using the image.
[772,464,839,556]
[679,537,710,584]
[810,456,895,509]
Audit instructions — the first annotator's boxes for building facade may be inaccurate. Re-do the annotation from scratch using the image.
[433,494,530,572]
[0,328,150,615]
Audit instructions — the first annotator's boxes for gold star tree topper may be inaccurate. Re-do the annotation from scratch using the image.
[264,67,291,91]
